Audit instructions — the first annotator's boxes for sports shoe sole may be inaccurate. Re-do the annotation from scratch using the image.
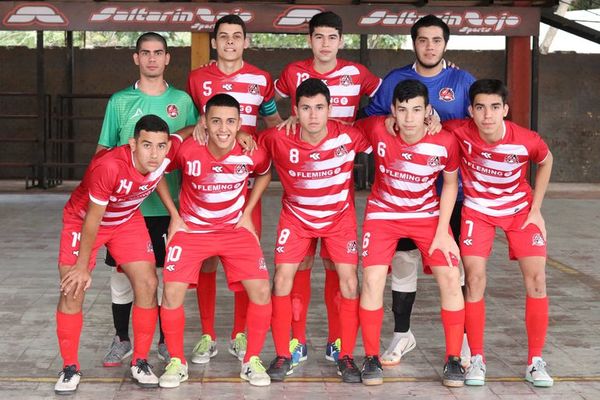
[526,377,553,388]
[337,370,362,384]
[465,378,485,386]
[325,354,337,362]
[103,349,133,367]
[159,375,188,389]
[240,373,271,387]
[191,349,218,364]
[54,387,78,396]
[362,376,383,386]
[267,367,294,381]
[131,376,159,389]
[443,378,465,388]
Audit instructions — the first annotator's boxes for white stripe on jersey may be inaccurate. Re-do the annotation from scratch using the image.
[189,196,245,219]
[380,189,435,208]
[289,205,340,218]
[230,92,264,106]
[100,213,135,226]
[286,205,334,229]
[473,169,521,184]
[366,210,439,220]
[241,114,257,127]
[329,85,361,97]
[466,191,526,208]
[384,175,431,192]
[233,73,267,86]
[369,79,382,97]
[202,185,245,203]
[320,133,353,150]
[412,143,449,157]
[89,193,109,206]
[274,83,288,98]
[472,181,520,195]
[307,150,356,171]
[223,154,254,164]
[110,197,146,208]
[394,161,441,177]
[289,189,349,206]
[296,171,352,189]
[186,211,242,228]
[326,65,360,77]
[330,106,356,118]
[489,143,529,156]
[464,199,530,217]
[210,173,249,184]
[104,207,142,218]
[477,157,527,172]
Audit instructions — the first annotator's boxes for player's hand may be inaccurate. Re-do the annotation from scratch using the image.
[195,59,216,69]
[384,115,398,137]
[237,131,257,154]
[167,214,190,245]
[425,113,442,135]
[447,60,460,70]
[521,207,547,241]
[235,212,259,243]
[192,122,208,145]
[276,116,298,136]
[60,264,92,299]
[428,231,460,268]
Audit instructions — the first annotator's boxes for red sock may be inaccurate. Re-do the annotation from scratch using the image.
[526,296,548,364]
[243,301,272,363]
[465,299,485,360]
[131,305,158,364]
[339,297,359,358]
[56,311,83,370]
[232,291,249,339]
[196,270,217,339]
[441,308,465,360]
[160,306,186,364]
[325,269,341,342]
[291,269,311,343]
[359,306,383,357]
[271,295,292,357]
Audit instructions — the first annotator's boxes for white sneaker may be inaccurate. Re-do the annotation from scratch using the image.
[130,359,159,388]
[228,332,247,361]
[241,356,271,387]
[526,357,554,387]
[381,330,416,366]
[159,358,189,388]
[460,333,471,368]
[191,334,218,364]
[54,365,81,395]
[465,354,486,386]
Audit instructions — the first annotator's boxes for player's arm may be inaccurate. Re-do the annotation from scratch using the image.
[173,125,195,141]
[260,97,283,128]
[236,164,272,238]
[156,177,188,244]
[429,170,460,268]
[60,200,106,299]
[95,144,109,154]
[521,151,553,240]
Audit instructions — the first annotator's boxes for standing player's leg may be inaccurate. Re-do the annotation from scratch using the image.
[289,252,313,366]
[322,255,341,363]
[192,256,219,364]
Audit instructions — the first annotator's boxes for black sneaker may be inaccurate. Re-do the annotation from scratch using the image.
[361,355,383,386]
[443,356,465,387]
[337,355,362,383]
[266,356,293,381]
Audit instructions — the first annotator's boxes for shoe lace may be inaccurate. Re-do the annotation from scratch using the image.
[165,358,182,373]
[289,338,301,353]
[340,356,355,370]
[134,359,153,375]
[249,356,266,373]
[193,334,213,354]
[273,356,288,368]
[365,356,380,370]
[234,333,247,350]
[533,358,547,371]
[60,365,78,381]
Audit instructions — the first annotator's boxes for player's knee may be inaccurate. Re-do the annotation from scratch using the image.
[250,282,271,305]
[58,295,83,314]
[273,272,293,296]
[339,275,358,298]
[524,272,546,296]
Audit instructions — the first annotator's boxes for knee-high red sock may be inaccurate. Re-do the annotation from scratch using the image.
[359,306,383,357]
[243,301,272,363]
[56,311,83,370]
[526,296,548,364]
[196,271,216,339]
[291,269,311,343]
[160,306,186,364]
[339,297,359,358]
[325,269,341,342]
[232,291,249,339]
[271,295,292,357]
[131,305,158,364]
[441,308,465,361]
[465,299,485,360]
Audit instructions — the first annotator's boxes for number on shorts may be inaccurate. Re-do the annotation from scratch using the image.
[186,160,201,177]
[167,246,182,262]
[71,231,81,248]
[289,149,299,164]
[162,233,167,246]
[377,142,386,157]
[465,219,474,237]
[277,228,291,245]
[362,232,371,249]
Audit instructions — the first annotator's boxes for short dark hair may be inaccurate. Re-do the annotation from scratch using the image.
[134,115,169,139]
[410,15,450,44]
[213,14,247,38]
[296,78,330,106]
[205,93,241,115]
[393,79,429,106]
[469,79,508,105]
[309,11,343,36]
[136,32,168,53]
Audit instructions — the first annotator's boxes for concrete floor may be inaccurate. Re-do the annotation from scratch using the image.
[0,182,599,399]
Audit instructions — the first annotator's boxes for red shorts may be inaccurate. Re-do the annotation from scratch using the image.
[58,212,154,270]
[361,217,459,274]
[305,238,331,260]
[274,209,358,265]
[163,228,269,291]
[460,206,547,260]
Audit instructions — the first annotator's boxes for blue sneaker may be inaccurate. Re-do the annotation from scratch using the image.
[289,338,308,367]
[326,338,341,362]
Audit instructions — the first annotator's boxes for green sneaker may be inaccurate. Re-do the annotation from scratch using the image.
[191,334,218,364]
[241,356,271,386]
[228,332,247,361]
[159,358,188,388]
[289,338,307,367]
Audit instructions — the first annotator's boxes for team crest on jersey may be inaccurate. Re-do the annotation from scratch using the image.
[532,233,545,247]
[346,240,358,254]
[235,164,248,175]
[340,75,353,86]
[439,88,455,102]
[166,104,179,118]
[335,145,348,157]
[248,84,260,95]
[505,154,519,164]
[258,257,267,271]
[428,156,441,167]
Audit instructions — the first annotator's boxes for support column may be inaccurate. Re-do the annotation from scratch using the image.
[505,36,532,129]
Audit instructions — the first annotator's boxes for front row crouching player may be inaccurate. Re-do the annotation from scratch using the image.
[156,93,273,388]
[448,79,554,387]
[55,115,184,394]
[355,80,465,387]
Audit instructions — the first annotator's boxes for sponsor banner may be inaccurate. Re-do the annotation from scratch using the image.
[0,2,540,36]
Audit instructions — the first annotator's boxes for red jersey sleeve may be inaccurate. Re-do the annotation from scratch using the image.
[443,118,470,133]
[88,162,119,206]
[527,131,550,164]
[186,69,202,111]
[346,123,373,154]
[263,72,275,102]
[252,147,272,175]
[257,128,276,159]
[275,64,293,98]
[357,63,382,97]
[354,115,382,146]
[443,131,460,173]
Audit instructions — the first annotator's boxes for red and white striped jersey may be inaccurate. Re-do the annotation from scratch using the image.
[187,62,275,137]
[64,136,182,227]
[355,116,459,221]
[171,138,271,232]
[447,119,549,217]
[275,58,381,123]
[259,120,371,230]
